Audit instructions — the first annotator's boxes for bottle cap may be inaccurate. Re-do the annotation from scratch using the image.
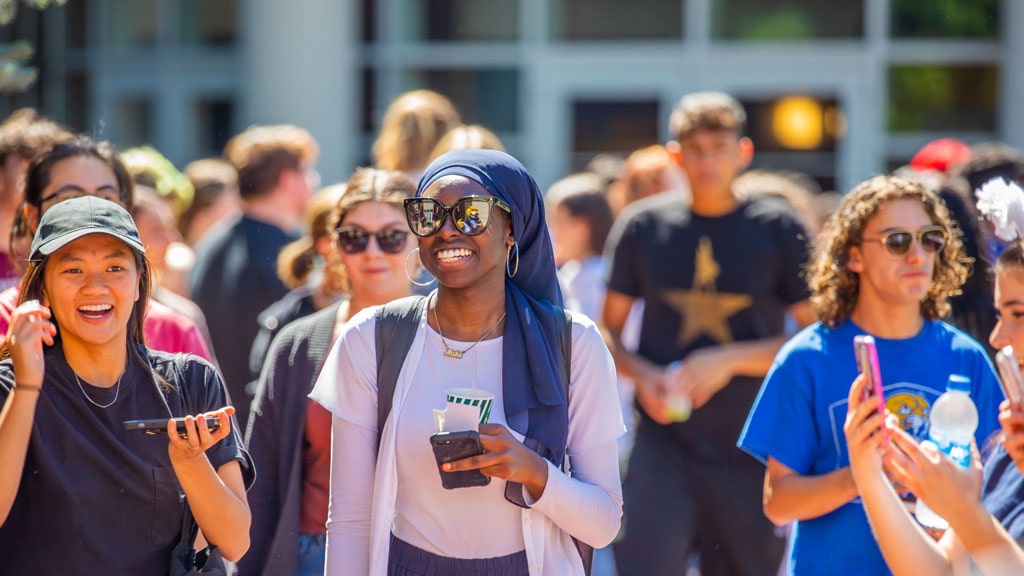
[947,374,970,392]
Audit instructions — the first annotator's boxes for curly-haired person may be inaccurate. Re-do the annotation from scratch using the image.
[739,175,1003,575]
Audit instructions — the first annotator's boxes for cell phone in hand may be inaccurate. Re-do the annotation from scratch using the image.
[996,346,1024,404]
[854,335,887,437]
[123,417,222,439]
[429,430,491,490]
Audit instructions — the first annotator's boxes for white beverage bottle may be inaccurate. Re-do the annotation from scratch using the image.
[915,374,978,530]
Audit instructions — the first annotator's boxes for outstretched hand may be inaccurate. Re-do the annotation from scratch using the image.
[167,406,235,463]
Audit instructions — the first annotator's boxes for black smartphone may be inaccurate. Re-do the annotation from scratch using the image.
[123,417,222,439]
[429,430,491,490]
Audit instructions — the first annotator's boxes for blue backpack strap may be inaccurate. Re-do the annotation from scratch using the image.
[375,295,426,449]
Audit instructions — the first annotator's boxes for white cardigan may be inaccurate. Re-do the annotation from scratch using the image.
[310,302,625,575]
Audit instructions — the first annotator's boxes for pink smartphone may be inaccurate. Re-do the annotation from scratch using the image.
[996,346,1024,404]
[854,335,887,432]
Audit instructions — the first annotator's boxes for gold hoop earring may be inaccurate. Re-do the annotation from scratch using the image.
[405,248,435,288]
[506,242,519,278]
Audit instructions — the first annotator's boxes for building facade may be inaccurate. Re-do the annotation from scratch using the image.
[0,0,1019,192]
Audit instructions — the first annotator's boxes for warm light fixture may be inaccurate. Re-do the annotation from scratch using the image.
[773,96,823,150]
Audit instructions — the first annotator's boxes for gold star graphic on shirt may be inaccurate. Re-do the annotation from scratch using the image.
[662,236,752,346]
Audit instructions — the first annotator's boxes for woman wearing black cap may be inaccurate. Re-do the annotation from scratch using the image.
[0,196,253,574]
[311,150,624,575]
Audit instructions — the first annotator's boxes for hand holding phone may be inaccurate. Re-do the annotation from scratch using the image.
[854,335,887,439]
[429,430,491,490]
[123,417,222,439]
[996,346,1024,404]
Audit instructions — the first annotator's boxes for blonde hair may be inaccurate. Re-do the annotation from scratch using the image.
[223,124,318,199]
[428,124,505,164]
[806,175,969,327]
[372,90,460,175]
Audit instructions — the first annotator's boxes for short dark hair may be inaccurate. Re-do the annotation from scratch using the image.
[546,172,613,256]
[223,125,318,200]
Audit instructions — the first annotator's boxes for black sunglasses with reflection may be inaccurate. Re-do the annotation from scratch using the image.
[335,226,409,254]
[404,196,511,237]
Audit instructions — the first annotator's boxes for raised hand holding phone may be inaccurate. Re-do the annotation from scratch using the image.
[854,335,887,440]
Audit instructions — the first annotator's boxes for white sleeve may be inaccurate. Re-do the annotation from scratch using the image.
[526,318,625,548]
[325,415,377,576]
[529,440,623,548]
[309,306,379,429]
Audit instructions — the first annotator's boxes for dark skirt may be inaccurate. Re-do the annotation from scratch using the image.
[388,534,529,576]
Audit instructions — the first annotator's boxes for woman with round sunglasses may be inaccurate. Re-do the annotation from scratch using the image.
[311,150,624,575]
[241,168,418,576]
[0,196,253,574]
[838,177,1024,576]
[738,175,1002,575]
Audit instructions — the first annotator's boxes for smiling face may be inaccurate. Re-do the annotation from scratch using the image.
[847,198,938,313]
[42,234,141,352]
[337,200,414,301]
[991,265,1024,368]
[416,175,512,290]
[27,156,124,233]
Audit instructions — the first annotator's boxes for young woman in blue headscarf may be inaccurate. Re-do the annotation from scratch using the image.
[311,150,624,575]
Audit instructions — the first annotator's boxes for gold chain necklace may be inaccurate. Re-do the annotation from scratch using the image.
[432,293,506,360]
[73,371,122,409]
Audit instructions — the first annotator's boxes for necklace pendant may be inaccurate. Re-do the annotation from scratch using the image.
[443,347,464,359]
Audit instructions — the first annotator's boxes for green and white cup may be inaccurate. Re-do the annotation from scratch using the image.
[446,388,494,428]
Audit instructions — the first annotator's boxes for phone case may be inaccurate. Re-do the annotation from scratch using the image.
[996,346,1024,404]
[122,417,221,438]
[429,431,491,490]
[854,335,887,438]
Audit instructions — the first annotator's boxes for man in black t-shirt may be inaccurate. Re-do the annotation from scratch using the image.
[604,92,814,576]
[190,125,319,430]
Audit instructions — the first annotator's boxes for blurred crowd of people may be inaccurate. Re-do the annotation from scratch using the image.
[0,84,1023,576]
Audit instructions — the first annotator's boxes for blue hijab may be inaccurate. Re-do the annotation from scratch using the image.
[416,150,569,474]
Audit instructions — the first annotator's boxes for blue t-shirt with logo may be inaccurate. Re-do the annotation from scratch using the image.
[738,319,1001,575]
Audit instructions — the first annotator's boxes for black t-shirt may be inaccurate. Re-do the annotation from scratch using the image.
[190,215,294,429]
[0,342,253,575]
[605,194,810,464]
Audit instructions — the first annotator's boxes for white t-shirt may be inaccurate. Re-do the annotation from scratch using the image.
[311,298,624,575]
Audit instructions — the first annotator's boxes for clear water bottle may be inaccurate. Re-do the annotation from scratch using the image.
[915,374,978,530]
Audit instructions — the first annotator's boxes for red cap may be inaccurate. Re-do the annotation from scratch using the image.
[910,138,972,174]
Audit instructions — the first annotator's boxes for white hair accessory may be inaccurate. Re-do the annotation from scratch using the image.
[976,177,1024,242]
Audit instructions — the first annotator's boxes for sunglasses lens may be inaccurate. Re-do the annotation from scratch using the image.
[377,229,408,253]
[406,199,442,236]
[883,232,913,256]
[453,198,492,236]
[338,229,370,254]
[921,229,945,253]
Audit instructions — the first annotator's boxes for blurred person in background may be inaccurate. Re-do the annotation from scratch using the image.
[122,145,195,222]
[190,124,319,430]
[956,142,1024,262]
[734,169,826,236]
[607,144,687,217]
[241,168,418,576]
[606,92,813,576]
[372,89,461,182]
[247,184,347,382]
[0,109,72,288]
[132,185,216,364]
[546,172,613,320]
[181,158,242,248]
[427,124,505,165]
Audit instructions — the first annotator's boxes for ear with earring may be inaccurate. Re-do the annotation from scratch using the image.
[405,248,436,287]
[506,241,519,278]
